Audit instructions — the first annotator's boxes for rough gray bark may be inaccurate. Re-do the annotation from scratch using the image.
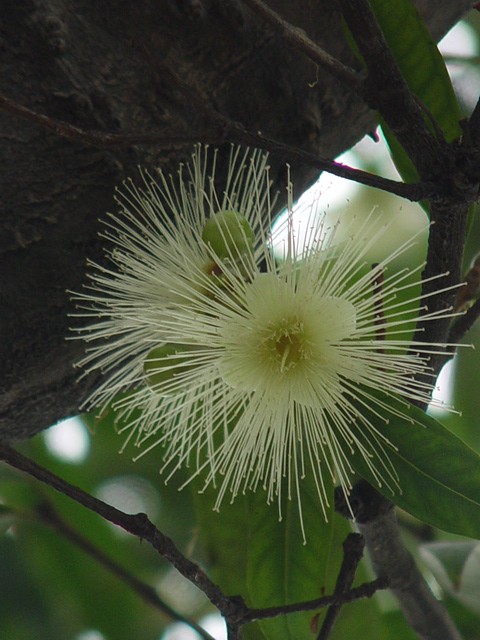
[0,0,473,440]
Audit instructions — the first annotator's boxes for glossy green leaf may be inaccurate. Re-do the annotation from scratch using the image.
[346,0,462,186]
[374,0,462,137]
[373,0,462,184]
[246,479,335,639]
[351,400,480,538]
[380,121,420,185]
[193,468,335,640]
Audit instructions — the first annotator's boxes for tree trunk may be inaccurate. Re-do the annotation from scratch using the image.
[0,0,472,440]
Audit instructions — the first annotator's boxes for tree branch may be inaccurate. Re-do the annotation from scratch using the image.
[0,93,217,149]
[336,482,462,640]
[323,7,474,621]
[339,0,442,177]
[316,533,365,640]
[243,577,386,623]
[331,2,478,384]
[449,297,480,344]
[0,92,437,202]
[415,201,470,379]
[0,441,234,616]
[0,441,389,636]
[27,501,216,640]
[241,0,364,90]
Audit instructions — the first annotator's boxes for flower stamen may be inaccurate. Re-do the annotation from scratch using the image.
[72,144,466,540]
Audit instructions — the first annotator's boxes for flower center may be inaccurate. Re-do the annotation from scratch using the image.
[267,320,309,373]
[217,272,358,405]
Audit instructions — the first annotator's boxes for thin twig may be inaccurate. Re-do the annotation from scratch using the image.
[339,0,442,178]
[335,482,463,640]
[29,501,216,640]
[233,130,436,201]
[241,0,364,90]
[134,52,437,202]
[454,254,480,313]
[0,92,438,201]
[448,297,480,344]
[0,442,235,616]
[0,442,389,636]
[0,94,215,148]
[243,577,387,622]
[316,533,365,640]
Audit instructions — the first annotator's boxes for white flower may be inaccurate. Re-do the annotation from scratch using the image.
[74,145,457,538]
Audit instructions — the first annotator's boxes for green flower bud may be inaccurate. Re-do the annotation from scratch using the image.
[202,210,254,260]
[144,344,194,390]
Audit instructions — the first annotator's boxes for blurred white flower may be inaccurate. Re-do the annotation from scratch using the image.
[73,145,457,538]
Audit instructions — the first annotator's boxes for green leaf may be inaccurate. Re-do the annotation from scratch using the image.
[380,121,420,184]
[193,469,336,640]
[345,0,462,188]
[246,481,335,639]
[371,0,462,138]
[351,400,480,538]
[371,0,462,185]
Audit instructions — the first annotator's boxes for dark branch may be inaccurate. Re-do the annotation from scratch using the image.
[316,533,364,640]
[0,93,217,148]
[0,442,388,637]
[414,199,470,380]
[241,0,364,90]
[339,0,442,177]
[330,5,474,381]
[449,297,480,344]
[243,577,386,623]
[31,501,216,640]
[233,131,436,201]
[0,442,233,616]
[0,92,438,202]
[324,12,474,636]
[336,482,462,640]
